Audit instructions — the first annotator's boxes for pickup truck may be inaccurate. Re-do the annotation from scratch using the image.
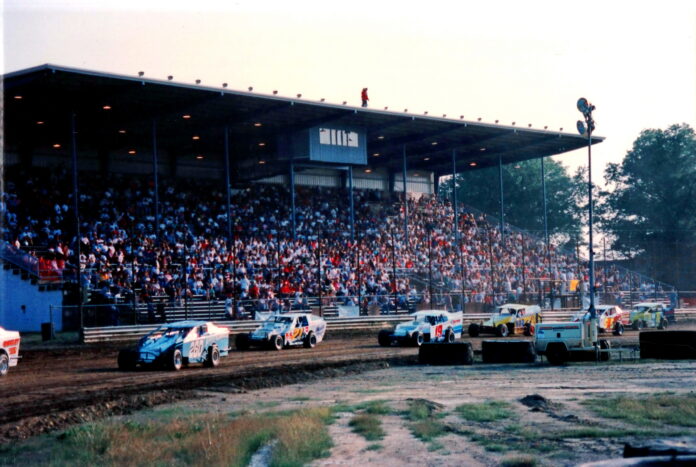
[534,319,610,365]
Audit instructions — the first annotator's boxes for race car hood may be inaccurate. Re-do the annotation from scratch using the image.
[483,313,515,327]
[138,333,183,356]
[393,321,429,336]
[253,321,287,337]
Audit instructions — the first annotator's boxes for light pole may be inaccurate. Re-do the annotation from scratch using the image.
[577,97,596,319]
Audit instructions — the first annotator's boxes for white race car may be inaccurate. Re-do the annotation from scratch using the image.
[0,327,21,376]
[378,310,463,347]
[236,312,327,350]
[572,305,627,335]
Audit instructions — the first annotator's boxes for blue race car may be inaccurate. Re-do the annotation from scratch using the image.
[118,320,230,371]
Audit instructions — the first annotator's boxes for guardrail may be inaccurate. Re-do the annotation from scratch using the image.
[80,309,696,344]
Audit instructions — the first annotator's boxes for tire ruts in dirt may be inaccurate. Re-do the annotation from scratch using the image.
[481,340,536,363]
[418,342,474,365]
[640,331,696,360]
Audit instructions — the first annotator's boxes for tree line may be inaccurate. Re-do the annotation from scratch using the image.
[440,123,696,290]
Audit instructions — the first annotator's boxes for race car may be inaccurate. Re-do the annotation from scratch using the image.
[571,304,627,336]
[0,327,21,377]
[235,312,327,350]
[629,302,668,330]
[118,320,230,371]
[378,310,463,347]
[468,304,542,337]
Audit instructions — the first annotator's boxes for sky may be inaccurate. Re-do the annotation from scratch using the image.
[3,0,696,184]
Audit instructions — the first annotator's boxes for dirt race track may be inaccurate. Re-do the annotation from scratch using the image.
[0,326,688,443]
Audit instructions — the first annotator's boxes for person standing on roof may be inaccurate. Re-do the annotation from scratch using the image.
[361,88,369,107]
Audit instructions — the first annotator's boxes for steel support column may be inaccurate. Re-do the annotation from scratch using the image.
[348,165,355,242]
[71,112,83,328]
[152,120,160,241]
[541,156,551,271]
[452,149,463,309]
[290,161,296,241]
[402,146,409,244]
[498,154,504,241]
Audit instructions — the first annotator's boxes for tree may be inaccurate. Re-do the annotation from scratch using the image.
[598,123,696,289]
[439,158,584,248]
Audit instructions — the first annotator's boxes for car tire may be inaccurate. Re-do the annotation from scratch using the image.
[235,333,250,351]
[523,323,532,337]
[205,346,220,367]
[271,335,283,351]
[632,320,642,331]
[412,332,424,347]
[613,322,624,336]
[304,332,317,349]
[170,349,183,371]
[496,324,509,338]
[378,330,392,347]
[546,344,568,365]
[0,354,9,377]
[445,329,455,343]
[599,339,611,362]
[468,323,480,338]
[117,349,137,371]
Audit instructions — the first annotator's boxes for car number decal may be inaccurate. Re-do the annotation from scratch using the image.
[189,340,204,359]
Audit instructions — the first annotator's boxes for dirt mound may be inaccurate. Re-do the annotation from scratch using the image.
[520,394,556,412]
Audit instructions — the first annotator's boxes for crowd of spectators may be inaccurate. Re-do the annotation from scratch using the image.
[1,166,671,317]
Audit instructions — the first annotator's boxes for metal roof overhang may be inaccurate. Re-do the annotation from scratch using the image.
[3,64,604,181]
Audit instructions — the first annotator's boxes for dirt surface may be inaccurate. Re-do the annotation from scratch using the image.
[0,325,692,450]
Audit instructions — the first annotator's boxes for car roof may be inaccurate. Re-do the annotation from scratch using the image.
[160,320,210,328]
[497,304,528,309]
[412,310,449,316]
[633,302,663,307]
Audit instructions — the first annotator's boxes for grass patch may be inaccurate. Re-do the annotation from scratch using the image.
[349,414,385,441]
[404,399,447,443]
[582,393,696,427]
[289,396,311,402]
[0,408,333,467]
[356,400,393,415]
[456,401,514,422]
[366,443,382,451]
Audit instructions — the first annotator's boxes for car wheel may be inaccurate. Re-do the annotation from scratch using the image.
[271,335,284,351]
[599,339,611,362]
[304,332,317,349]
[0,354,9,377]
[523,323,532,337]
[171,349,183,371]
[496,324,509,337]
[205,346,220,367]
[378,330,392,347]
[235,333,250,351]
[445,329,455,343]
[468,323,480,338]
[613,322,624,336]
[412,332,424,347]
[546,345,567,365]
[632,320,642,331]
[117,349,137,371]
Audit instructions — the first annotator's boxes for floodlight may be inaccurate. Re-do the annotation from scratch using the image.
[578,97,590,114]
[167,75,173,81]
[195,79,201,84]
[138,71,144,77]
[273,90,278,95]
[222,83,228,88]
[320,98,325,102]
[248,86,253,91]
[577,120,586,135]
[297,93,302,98]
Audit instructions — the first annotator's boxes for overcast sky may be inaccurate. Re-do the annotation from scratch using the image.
[3,0,695,183]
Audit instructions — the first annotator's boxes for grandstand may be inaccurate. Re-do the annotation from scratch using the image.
[2,64,675,331]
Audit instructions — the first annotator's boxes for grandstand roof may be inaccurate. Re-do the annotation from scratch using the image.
[4,64,603,181]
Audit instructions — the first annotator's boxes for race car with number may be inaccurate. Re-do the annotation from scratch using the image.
[468,304,542,337]
[118,320,230,371]
[378,310,463,347]
[236,312,327,351]
[0,327,21,377]
[629,302,668,330]
[572,304,627,335]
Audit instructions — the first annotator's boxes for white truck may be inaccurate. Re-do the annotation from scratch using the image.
[534,318,610,365]
[0,327,21,376]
